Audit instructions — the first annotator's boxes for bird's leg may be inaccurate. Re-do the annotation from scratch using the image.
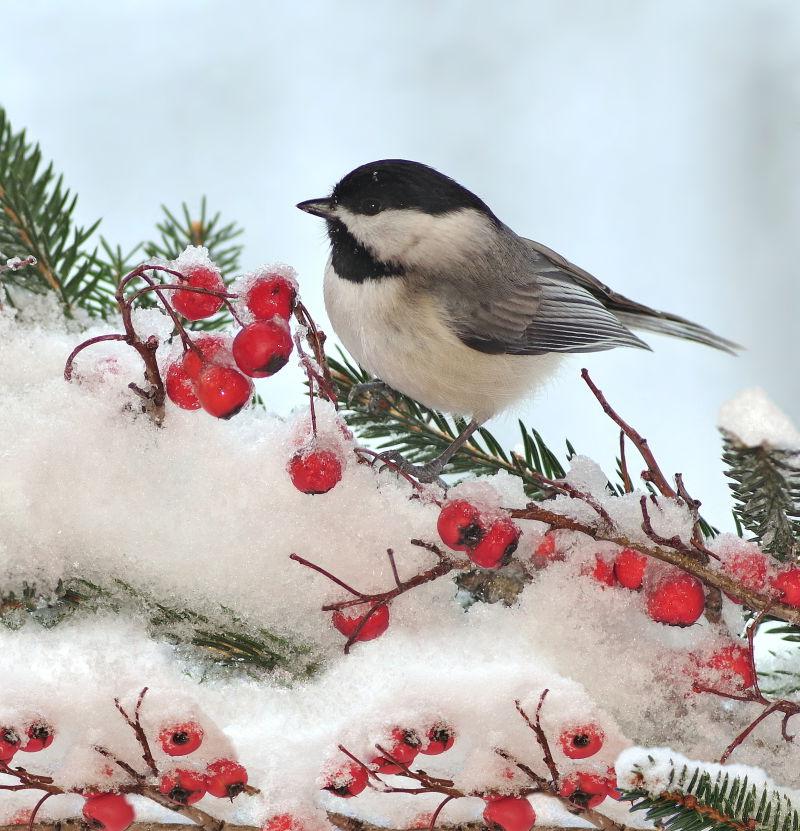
[346,378,399,414]
[378,418,484,486]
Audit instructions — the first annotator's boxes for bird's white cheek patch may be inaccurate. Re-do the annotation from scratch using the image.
[337,207,496,271]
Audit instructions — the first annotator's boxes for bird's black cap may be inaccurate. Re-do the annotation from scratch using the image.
[329,159,501,224]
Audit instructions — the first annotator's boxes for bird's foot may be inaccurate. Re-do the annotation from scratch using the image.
[347,380,399,414]
[373,450,448,489]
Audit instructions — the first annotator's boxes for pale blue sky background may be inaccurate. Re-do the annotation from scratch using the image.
[3,0,799,527]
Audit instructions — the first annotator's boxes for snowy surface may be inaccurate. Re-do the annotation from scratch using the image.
[718,388,800,450]
[1,303,799,825]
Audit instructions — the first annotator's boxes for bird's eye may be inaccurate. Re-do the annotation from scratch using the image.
[361,198,382,216]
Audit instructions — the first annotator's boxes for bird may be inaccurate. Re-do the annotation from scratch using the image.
[297,159,737,484]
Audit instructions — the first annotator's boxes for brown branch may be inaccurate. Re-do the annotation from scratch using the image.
[515,693,559,786]
[618,432,633,494]
[581,369,677,499]
[506,504,800,627]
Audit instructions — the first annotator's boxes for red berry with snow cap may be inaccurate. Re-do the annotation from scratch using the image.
[559,772,608,809]
[233,320,293,378]
[559,724,605,759]
[21,722,55,752]
[771,568,800,607]
[437,500,485,551]
[289,449,343,495]
[196,364,253,419]
[482,796,537,831]
[166,361,200,410]
[0,728,20,761]
[646,571,705,626]
[159,769,207,804]
[172,267,225,320]
[614,548,647,590]
[206,759,248,799]
[324,761,369,798]
[724,548,769,603]
[159,722,204,756]
[468,517,521,569]
[420,724,455,755]
[382,727,421,765]
[246,274,297,322]
[332,604,390,642]
[82,794,136,831]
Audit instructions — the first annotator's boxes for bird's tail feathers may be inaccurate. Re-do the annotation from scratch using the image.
[615,311,740,355]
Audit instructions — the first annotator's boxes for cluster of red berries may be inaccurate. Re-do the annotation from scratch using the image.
[166,268,296,420]
[0,721,55,762]
[324,723,456,798]
[689,643,756,692]
[721,546,800,608]
[437,500,522,569]
[558,768,620,809]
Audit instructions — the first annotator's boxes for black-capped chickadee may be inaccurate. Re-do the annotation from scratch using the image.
[298,159,737,483]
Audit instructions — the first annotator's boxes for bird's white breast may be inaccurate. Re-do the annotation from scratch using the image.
[323,261,562,421]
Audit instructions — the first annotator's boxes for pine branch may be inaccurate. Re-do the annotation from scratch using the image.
[721,431,800,563]
[624,755,800,831]
[328,352,567,496]
[0,577,319,679]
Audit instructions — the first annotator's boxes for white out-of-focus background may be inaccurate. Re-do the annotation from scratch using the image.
[3,0,798,528]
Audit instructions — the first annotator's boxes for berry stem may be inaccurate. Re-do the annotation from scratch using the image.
[64,333,128,380]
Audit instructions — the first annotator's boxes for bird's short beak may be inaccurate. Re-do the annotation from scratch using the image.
[296,198,337,219]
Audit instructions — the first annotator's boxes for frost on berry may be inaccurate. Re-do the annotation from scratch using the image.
[558,723,605,759]
[613,548,647,590]
[159,721,204,756]
[21,721,55,752]
[288,448,343,495]
[159,768,207,804]
[645,570,705,626]
[206,758,248,799]
[323,760,368,798]
[558,771,608,808]
[771,568,800,607]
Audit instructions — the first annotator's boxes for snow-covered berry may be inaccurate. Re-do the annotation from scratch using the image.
[263,815,303,831]
[246,274,297,322]
[232,320,293,378]
[205,759,248,799]
[646,571,705,626]
[468,517,521,569]
[482,796,537,831]
[21,722,55,752]
[0,728,20,761]
[381,727,421,765]
[324,761,369,798]
[723,548,769,603]
[331,604,390,643]
[695,644,755,690]
[419,724,455,755]
[771,568,800,607]
[288,449,343,495]
[159,769,207,804]
[558,772,608,808]
[583,554,616,587]
[196,364,253,419]
[437,500,485,551]
[159,722,204,756]
[82,794,136,831]
[172,267,225,320]
[559,724,605,759]
[166,361,201,410]
[613,548,647,590]
[532,532,562,564]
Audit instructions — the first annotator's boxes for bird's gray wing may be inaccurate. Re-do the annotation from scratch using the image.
[522,238,740,354]
[441,234,650,356]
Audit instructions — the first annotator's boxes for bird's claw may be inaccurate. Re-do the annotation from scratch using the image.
[374,450,448,489]
[347,380,398,414]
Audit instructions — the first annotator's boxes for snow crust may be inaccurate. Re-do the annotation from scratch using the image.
[718,387,800,450]
[1,300,799,825]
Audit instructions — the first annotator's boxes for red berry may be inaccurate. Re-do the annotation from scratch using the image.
[183,336,229,381]
[263,815,302,831]
[420,724,455,755]
[646,571,705,626]
[381,727,421,765]
[324,761,369,798]
[437,500,485,551]
[166,361,201,410]
[172,267,225,320]
[332,604,390,642]
[482,796,537,831]
[246,274,297,322]
[82,794,136,831]
[233,320,293,378]
[604,768,622,800]
[159,769,207,804]
[698,645,756,690]
[196,364,252,419]
[532,532,562,564]
[205,759,248,799]
[21,722,55,752]
[614,548,648,590]
[159,722,204,756]
[371,755,405,775]
[559,724,605,759]
[582,554,615,587]
[771,568,800,607]
[558,772,608,809]
[288,449,343,495]
[0,728,20,761]
[468,517,521,569]
[724,549,768,603]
